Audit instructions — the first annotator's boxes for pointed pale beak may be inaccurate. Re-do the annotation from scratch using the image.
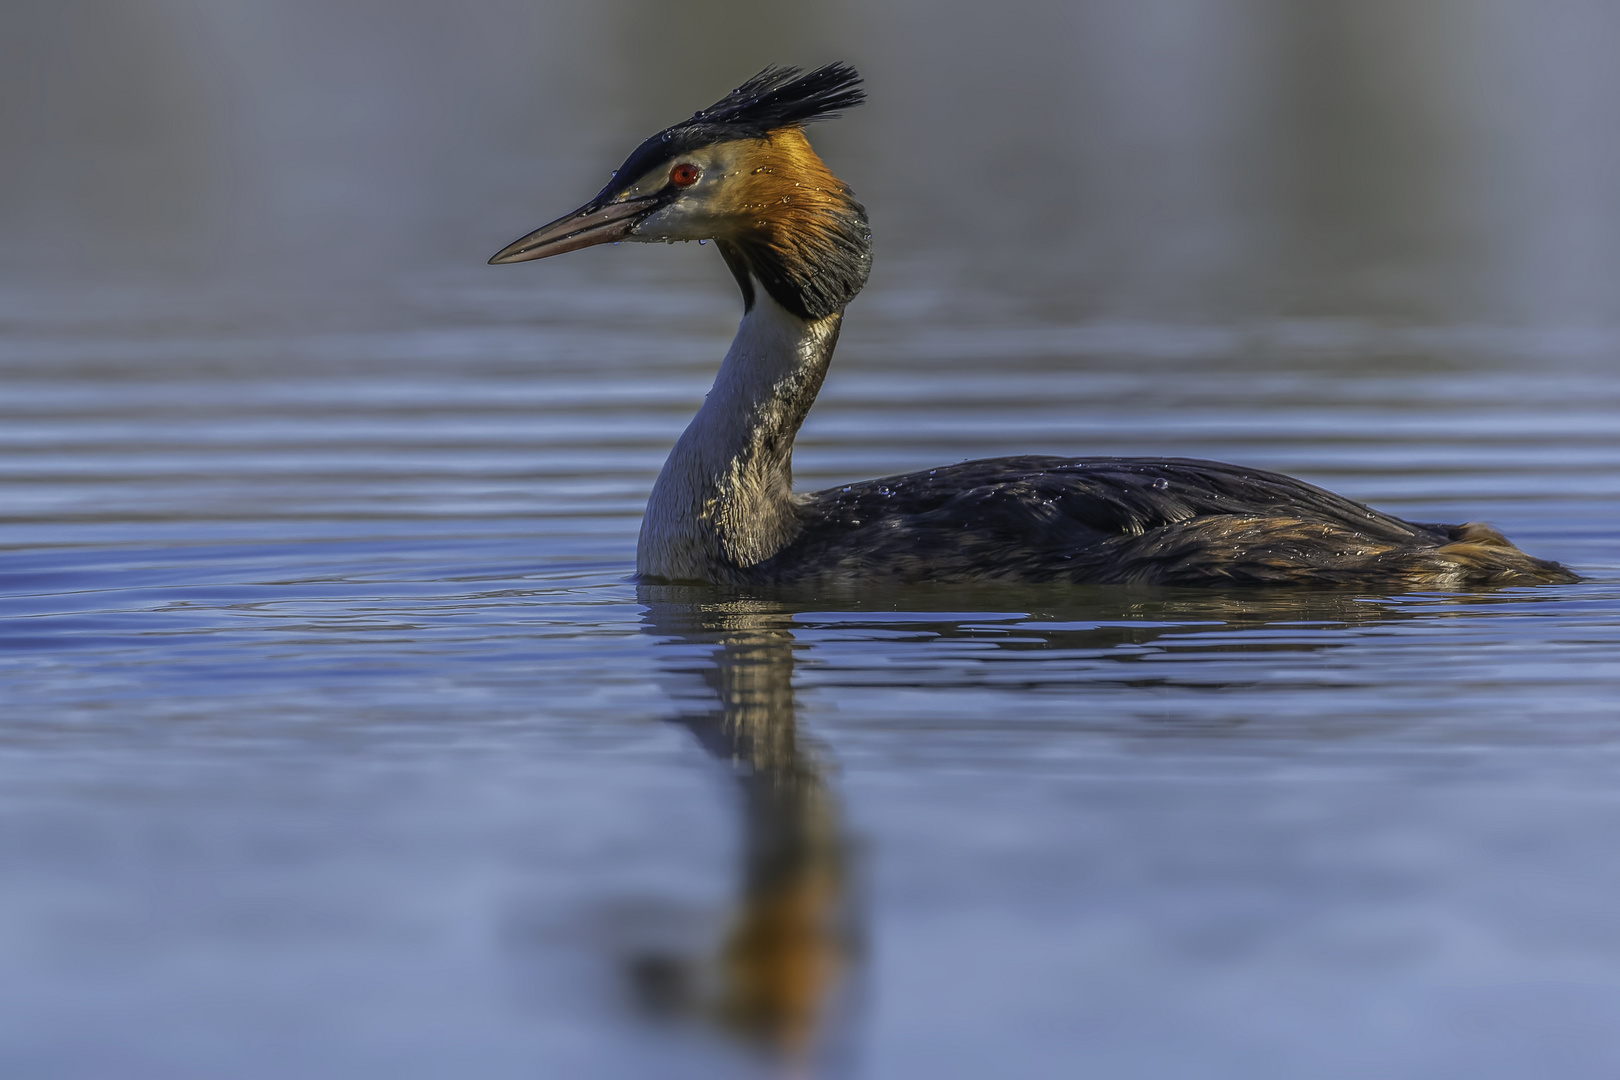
[488,193,663,265]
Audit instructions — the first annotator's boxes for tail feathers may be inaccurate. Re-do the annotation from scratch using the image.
[1432,521,1577,585]
[1116,516,1579,587]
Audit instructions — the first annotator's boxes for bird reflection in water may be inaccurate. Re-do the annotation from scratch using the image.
[634,586,857,1065]
[622,581,1552,1063]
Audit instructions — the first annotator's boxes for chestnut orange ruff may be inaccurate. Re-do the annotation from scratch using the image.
[710,128,871,321]
[489,64,1578,588]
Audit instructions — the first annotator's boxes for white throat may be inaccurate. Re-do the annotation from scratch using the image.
[637,287,842,582]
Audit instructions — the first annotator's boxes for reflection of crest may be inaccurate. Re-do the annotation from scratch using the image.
[635,586,858,1064]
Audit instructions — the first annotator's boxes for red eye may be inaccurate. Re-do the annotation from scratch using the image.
[669,162,701,187]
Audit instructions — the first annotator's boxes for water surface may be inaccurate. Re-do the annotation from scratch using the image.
[5,2,1620,1076]
[4,270,1618,1077]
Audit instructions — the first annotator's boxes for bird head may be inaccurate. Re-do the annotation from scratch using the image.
[489,64,871,320]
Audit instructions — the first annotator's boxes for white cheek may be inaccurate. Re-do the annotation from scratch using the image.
[634,194,717,242]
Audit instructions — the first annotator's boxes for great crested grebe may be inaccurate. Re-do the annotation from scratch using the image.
[492,64,1576,588]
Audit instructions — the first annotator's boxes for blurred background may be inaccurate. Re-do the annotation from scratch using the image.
[7,0,1620,324]
[4,3,1620,1079]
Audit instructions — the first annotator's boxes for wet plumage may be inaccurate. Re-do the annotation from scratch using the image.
[764,456,1572,586]
[491,65,1577,589]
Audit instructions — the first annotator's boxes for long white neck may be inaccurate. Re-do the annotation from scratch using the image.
[637,288,842,582]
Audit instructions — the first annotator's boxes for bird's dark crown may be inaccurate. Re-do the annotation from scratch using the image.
[600,63,865,200]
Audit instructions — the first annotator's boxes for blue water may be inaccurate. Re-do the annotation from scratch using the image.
[9,1,1620,1072]
[3,267,1618,1077]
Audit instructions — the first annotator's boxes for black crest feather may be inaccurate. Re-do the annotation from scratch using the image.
[682,63,865,138]
[600,64,864,197]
